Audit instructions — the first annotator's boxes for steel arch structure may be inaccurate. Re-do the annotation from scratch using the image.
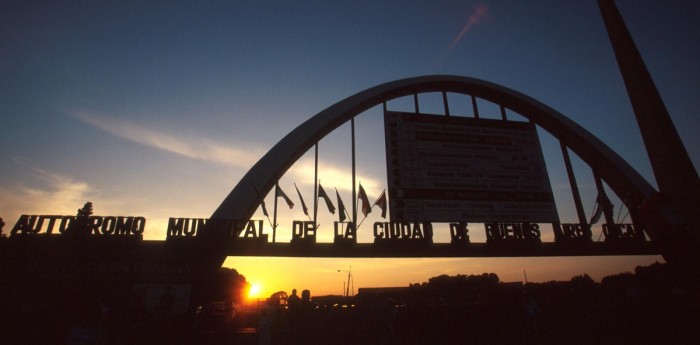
[211,75,658,235]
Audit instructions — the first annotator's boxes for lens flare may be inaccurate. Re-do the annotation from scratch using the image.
[248,283,262,299]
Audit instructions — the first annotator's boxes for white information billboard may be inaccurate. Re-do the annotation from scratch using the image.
[385,111,559,223]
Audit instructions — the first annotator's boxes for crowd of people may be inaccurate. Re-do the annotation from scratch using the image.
[257,288,316,345]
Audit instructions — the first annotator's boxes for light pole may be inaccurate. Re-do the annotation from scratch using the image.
[337,266,353,297]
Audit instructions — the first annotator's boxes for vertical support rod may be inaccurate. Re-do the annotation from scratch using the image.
[313,144,318,229]
[471,95,479,119]
[500,105,507,121]
[272,181,278,242]
[561,142,588,226]
[414,94,420,113]
[442,91,450,116]
[352,117,357,228]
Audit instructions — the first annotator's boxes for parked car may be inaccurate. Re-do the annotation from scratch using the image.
[195,301,239,332]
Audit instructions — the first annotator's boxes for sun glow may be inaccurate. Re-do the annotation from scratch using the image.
[248,283,262,299]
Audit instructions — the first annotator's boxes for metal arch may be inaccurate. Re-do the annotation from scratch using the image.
[211,75,657,234]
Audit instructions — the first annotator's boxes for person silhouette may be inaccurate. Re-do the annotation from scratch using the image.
[299,290,313,343]
[287,289,302,344]
[288,289,301,312]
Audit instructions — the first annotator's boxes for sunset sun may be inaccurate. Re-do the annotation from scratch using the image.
[248,283,262,299]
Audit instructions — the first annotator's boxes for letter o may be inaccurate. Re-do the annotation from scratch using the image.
[101,216,116,234]
[131,217,146,235]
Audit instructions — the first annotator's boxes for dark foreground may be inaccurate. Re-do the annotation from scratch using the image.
[205,303,698,345]
[3,287,698,345]
[3,261,699,344]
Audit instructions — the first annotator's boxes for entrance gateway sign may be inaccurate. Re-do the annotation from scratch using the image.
[196,67,668,258]
[385,111,558,223]
[5,72,663,258]
[1,4,697,342]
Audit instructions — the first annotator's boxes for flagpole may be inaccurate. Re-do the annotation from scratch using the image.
[264,212,273,230]
[357,197,380,230]
[273,182,278,243]
[351,117,357,229]
[352,181,360,232]
[314,144,318,230]
[252,183,274,230]
[593,170,615,226]
[356,214,368,231]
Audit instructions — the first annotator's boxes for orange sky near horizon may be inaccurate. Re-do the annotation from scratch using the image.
[225,254,663,299]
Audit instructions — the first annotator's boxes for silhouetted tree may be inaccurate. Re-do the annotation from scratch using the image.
[601,271,636,302]
[199,267,249,304]
[421,273,500,305]
[634,262,673,292]
[570,274,595,290]
[65,202,93,236]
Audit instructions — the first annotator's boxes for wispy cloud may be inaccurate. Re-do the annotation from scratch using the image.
[30,169,92,212]
[0,167,177,240]
[287,158,383,195]
[0,168,93,225]
[447,3,488,53]
[71,111,262,169]
[434,3,489,69]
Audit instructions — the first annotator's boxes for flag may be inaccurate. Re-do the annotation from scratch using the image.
[318,183,335,214]
[589,193,613,225]
[358,183,372,217]
[373,189,387,218]
[294,183,309,216]
[275,184,294,209]
[261,200,269,217]
[252,183,269,217]
[336,189,347,223]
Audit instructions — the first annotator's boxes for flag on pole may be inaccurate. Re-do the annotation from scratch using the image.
[318,183,335,214]
[252,183,269,217]
[358,183,372,217]
[336,188,348,223]
[590,193,613,225]
[373,189,387,218]
[294,183,309,216]
[275,184,294,209]
[261,200,269,217]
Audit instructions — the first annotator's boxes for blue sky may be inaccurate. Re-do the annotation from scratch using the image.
[2,1,698,296]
